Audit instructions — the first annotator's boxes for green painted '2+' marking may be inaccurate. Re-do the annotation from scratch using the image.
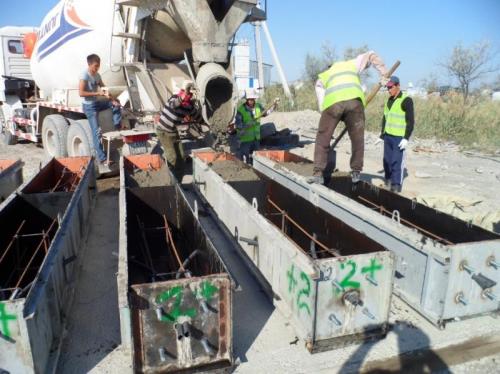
[287,265,311,316]
[287,264,298,293]
[156,286,197,323]
[297,272,311,315]
[361,258,383,279]
[198,280,218,301]
[0,302,17,339]
[336,260,361,293]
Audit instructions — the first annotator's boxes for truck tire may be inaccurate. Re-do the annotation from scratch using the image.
[42,115,69,157]
[66,120,94,157]
[0,107,17,145]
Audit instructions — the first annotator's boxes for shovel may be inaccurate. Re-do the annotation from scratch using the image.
[323,60,401,179]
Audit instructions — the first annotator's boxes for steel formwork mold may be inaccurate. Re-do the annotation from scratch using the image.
[0,159,23,202]
[119,154,233,373]
[192,151,395,352]
[0,156,96,373]
[252,150,500,327]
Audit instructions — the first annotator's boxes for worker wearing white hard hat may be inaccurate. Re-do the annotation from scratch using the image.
[234,87,277,164]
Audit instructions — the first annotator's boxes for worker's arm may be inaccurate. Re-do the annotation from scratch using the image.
[356,51,388,77]
[402,97,415,139]
[315,79,325,111]
[79,79,105,98]
[380,116,386,138]
[235,112,244,129]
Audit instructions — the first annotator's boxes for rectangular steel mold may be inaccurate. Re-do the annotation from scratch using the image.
[118,154,233,373]
[0,157,96,373]
[253,150,500,327]
[0,159,23,202]
[192,151,395,352]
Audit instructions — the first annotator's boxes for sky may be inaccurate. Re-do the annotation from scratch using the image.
[1,0,499,87]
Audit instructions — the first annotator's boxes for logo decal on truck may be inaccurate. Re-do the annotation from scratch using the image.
[36,0,92,61]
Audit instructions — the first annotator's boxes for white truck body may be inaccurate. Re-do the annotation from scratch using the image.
[0,0,262,162]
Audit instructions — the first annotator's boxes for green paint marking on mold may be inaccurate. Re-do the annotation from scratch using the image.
[0,303,17,339]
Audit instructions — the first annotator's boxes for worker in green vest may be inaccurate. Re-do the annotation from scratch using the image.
[311,51,389,184]
[235,88,276,163]
[380,76,414,192]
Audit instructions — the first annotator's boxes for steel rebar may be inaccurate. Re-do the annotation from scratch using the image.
[0,220,26,265]
[267,197,340,258]
[162,215,185,273]
[14,218,58,289]
[357,196,454,245]
[50,167,68,192]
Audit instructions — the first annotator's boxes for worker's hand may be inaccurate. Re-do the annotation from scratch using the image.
[111,99,121,107]
[398,138,408,150]
[379,77,390,87]
[227,123,235,134]
[375,137,383,145]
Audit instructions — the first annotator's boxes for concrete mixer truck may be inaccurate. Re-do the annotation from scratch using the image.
[0,0,266,164]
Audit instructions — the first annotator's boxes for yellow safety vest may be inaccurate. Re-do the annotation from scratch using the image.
[237,104,261,143]
[384,93,408,137]
[318,60,366,111]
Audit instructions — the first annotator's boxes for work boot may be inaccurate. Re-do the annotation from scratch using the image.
[384,179,391,188]
[390,184,402,193]
[351,171,361,184]
[306,175,324,185]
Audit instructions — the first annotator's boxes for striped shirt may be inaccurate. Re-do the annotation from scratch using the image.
[157,95,202,133]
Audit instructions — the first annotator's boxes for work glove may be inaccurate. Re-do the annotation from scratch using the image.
[398,138,408,150]
[379,77,390,87]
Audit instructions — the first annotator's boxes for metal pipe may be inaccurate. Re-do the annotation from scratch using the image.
[176,249,202,279]
[238,236,259,247]
[357,195,454,245]
[267,197,340,257]
[200,337,214,355]
[254,21,265,89]
[0,220,26,265]
[261,21,294,106]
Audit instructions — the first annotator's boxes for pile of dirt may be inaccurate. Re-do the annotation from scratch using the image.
[210,160,260,182]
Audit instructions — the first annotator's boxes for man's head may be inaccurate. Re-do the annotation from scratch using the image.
[244,88,259,108]
[182,80,194,93]
[87,54,101,75]
[386,76,401,97]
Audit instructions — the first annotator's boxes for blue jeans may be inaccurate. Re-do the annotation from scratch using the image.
[82,101,122,162]
[237,140,260,164]
[383,134,405,187]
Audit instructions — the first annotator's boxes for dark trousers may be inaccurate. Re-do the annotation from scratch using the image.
[313,98,365,174]
[156,130,185,181]
[383,134,405,186]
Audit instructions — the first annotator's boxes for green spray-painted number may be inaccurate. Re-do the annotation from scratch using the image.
[337,260,361,293]
[286,265,311,316]
[198,280,218,301]
[0,303,17,339]
[156,286,197,323]
[297,272,311,315]
[361,258,383,279]
[287,264,298,293]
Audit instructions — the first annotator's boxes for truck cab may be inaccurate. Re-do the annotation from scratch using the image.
[0,26,37,144]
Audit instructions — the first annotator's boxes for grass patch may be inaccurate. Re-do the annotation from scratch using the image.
[262,84,500,152]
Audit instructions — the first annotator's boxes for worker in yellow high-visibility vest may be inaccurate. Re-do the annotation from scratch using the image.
[380,76,414,193]
[311,51,389,184]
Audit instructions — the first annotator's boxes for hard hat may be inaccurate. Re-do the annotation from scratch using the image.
[182,80,194,91]
[245,88,259,99]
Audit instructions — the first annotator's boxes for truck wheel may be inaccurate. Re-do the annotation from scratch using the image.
[66,120,94,157]
[42,115,69,157]
[0,107,17,145]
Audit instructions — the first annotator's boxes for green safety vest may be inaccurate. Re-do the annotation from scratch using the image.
[384,93,408,137]
[237,104,261,143]
[318,59,366,111]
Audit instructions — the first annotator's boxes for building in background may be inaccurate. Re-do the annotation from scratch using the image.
[233,39,272,97]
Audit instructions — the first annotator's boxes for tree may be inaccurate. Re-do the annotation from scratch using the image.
[419,72,440,93]
[343,44,370,80]
[439,40,499,101]
[303,41,336,83]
